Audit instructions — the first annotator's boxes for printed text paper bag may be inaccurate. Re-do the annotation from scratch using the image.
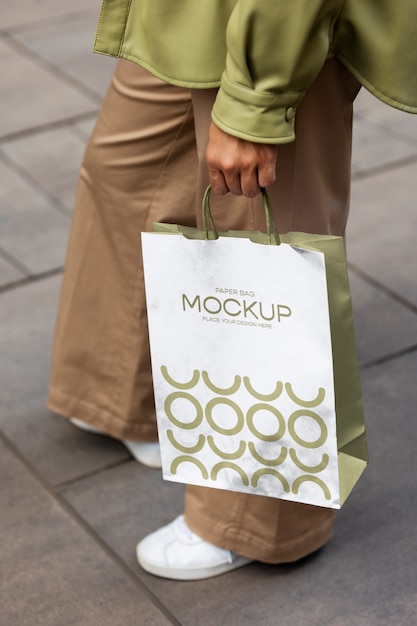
[141,217,367,509]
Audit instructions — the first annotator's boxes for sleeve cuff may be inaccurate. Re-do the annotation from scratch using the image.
[211,74,304,144]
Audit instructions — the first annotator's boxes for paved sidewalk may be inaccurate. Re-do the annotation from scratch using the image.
[1,5,417,625]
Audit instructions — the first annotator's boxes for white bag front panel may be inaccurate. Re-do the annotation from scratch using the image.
[142,234,340,508]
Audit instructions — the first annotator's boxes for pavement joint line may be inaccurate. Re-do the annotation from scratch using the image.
[348,262,417,315]
[3,8,98,35]
[354,111,417,148]
[351,153,417,182]
[55,456,134,492]
[360,343,417,370]
[0,247,31,277]
[0,149,72,217]
[0,266,63,295]
[2,30,105,104]
[0,111,98,145]
[0,428,183,626]
[69,121,95,142]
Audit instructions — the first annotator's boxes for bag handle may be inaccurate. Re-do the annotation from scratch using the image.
[202,185,281,245]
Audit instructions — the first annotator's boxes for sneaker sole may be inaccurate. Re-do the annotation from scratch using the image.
[137,549,253,581]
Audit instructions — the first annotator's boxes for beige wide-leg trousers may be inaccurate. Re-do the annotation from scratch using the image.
[48,58,360,563]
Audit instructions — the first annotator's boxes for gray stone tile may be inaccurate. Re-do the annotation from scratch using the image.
[0,442,173,626]
[72,116,98,140]
[347,162,417,309]
[2,3,99,29]
[3,127,87,211]
[351,116,417,174]
[349,271,417,366]
[354,88,385,116]
[0,158,71,274]
[62,459,185,570]
[0,253,26,287]
[0,207,70,275]
[0,275,131,486]
[12,13,117,98]
[0,38,97,138]
[0,157,50,217]
[355,88,417,143]
[62,354,417,626]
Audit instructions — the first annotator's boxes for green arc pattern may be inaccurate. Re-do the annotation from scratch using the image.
[248,442,287,466]
[251,469,290,492]
[202,371,241,395]
[247,404,285,442]
[211,462,250,486]
[285,382,325,407]
[289,448,329,473]
[170,455,209,480]
[288,410,328,448]
[165,392,203,429]
[207,436,246,460]
[243,377,283,401]
[161,365,200,389]
[205,398,244,435]
[292,475,331,500]
[167,429,206,454]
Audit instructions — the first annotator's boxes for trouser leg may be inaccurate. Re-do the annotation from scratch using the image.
[184,59,361,563]
[48,60,197,441]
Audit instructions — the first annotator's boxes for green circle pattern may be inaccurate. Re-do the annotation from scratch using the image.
[165,392,203,430]
[162,370,332,502]
[205,398,244,435]
[288,410,328,448]
[246,403,285,442]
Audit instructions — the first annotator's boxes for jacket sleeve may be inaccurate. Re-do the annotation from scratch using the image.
[211,0,343,144]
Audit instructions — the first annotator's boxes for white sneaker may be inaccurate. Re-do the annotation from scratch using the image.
[69,417,105,435]
[122,440,162,469]
[136,515,253,580]
[69,418,162,468]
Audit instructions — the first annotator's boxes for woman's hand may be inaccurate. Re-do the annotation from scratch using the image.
[206,122,278,197]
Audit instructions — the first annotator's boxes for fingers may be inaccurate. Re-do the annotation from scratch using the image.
[206,122,278,197]
[208,167,229,195]
[239,167,262,198]
[258,147,278,188]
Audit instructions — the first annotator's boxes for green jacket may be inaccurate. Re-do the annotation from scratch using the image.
[94,0,417,143]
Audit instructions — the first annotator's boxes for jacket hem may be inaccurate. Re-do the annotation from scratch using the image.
[93,47,222,89]
[337,54,417,114]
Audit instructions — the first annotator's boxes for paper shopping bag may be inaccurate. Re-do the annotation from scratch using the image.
[141,187,367,509]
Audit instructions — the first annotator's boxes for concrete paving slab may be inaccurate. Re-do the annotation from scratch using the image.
[349,271,417,366]
[61,459,184,569]
[11,12,117,99]
[0,204,70,276]
[0,157,53,217]
[0,157,70,273]
[352,116,417,175]
[0,442,174,626]
[0,275,131,486]
[354,88,385,116]
[2,126,87,211]
[72,117,98,141]
[0,37,97,138]
[0,253,26,287]
[347,162,417,309]
[2,3,99,30]
[355,89,417,143]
